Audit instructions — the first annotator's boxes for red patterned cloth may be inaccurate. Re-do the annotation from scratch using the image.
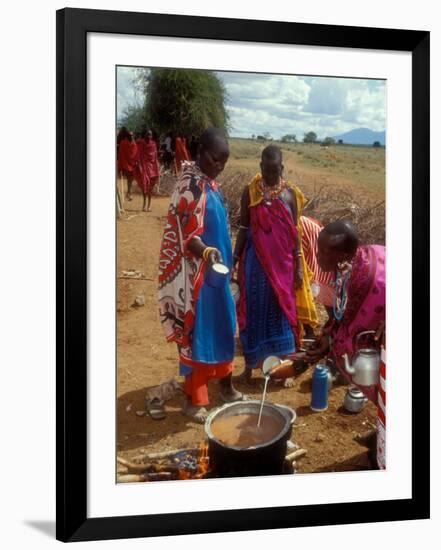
[158,162,216,358]
[300,216,335,306]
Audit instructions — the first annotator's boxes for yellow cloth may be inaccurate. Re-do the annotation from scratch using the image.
[248,174,318,332]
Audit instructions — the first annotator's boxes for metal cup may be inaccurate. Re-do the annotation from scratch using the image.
[205,262,230,288]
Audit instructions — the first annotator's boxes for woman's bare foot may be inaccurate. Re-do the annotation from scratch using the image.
[182,399,208,424]
[219,387,249,403]
[219,373,249,402]
[236,368,255,387]
[282,377,296,388]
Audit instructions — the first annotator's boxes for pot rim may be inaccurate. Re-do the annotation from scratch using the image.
[204,400,295,451]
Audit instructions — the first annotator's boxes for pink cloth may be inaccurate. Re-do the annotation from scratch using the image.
[248,199,299,333]
[331,245,386,403]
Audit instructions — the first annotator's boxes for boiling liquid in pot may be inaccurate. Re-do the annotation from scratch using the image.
[211,413,284,447]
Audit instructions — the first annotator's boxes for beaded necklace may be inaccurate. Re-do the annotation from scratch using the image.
[259,177,284,204]
[333,261,353,321]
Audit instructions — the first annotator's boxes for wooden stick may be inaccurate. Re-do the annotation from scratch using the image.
[117,457,151,473]
[117,276,154,281]
[117,474,147,483]
[117,456,182,473]
[285,449,307,462]
[147,472,172,482]
[146,448,198,460]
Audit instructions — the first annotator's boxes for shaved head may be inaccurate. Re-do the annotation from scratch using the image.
[197,127,229,179]
[262,145,283,163]
[199,127,228,152]
[321,219,359,255]
[317,219,359,271]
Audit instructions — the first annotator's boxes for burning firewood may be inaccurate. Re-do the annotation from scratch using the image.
[117,456,181,474]
[146,448,198,460]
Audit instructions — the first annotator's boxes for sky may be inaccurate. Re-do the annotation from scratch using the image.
[117,66,386,140]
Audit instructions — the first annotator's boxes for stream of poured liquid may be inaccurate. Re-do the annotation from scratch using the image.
[257,375,270,427]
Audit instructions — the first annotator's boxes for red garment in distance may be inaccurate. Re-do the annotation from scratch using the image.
[118,138,138,175]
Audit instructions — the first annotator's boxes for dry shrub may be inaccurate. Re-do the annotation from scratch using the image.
[162,165,385,246]
[302,186,385,245]
[219,172,385,245]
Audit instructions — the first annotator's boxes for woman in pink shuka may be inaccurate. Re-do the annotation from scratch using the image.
[306,219,385,402]
[306,220,386,468]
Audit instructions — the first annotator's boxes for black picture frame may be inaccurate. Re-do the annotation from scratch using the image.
[56,7,430,543]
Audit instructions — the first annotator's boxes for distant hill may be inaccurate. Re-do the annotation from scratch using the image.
[332,128,385,146]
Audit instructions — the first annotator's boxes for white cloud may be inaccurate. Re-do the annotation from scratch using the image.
[116,66,144,120]
[221,71,385,139]
[116,66,386,139]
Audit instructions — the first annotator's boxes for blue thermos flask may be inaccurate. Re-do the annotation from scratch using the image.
[310,365,329,411]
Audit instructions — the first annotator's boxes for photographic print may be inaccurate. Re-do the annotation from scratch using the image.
[116,66,386,481]
[57,8,429,540]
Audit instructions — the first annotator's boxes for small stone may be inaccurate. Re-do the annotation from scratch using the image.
[136,410,146,417]
[315,433,324,442]
[125,404,132,412]
[133,295,145,307]
[287,440,299,451]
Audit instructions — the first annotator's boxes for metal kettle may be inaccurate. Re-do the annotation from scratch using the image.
[342,330,380,386]
[344,386,368,413]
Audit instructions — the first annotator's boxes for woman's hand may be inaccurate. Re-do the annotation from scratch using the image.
[374,321,386,346]
[206,247,222,267]
[305,334,330,363]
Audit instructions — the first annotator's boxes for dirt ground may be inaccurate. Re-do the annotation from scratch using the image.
[116,178,377,475]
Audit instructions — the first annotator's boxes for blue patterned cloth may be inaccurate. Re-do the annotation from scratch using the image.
[240,232,295,369]
[180,185,236,375]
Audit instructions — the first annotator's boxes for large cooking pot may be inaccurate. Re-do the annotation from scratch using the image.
[204,401,296,477]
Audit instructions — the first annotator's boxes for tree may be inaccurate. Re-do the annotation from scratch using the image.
[263,131,272,141]
[140,69,229,137]
[373,141,381,148]
[119,104,149,135]
[322,137,336,146]
[303,131,317,143]
[251,134,255,140]
[281,134,297,143]
[338,139,344,145]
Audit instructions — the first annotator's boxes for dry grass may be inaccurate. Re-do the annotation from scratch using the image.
[218,138,385,245]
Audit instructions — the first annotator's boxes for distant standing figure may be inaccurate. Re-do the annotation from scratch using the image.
[118,131,138,201]
[174,136,191,174]
[161,133,174,169]
[135,129,160,212]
